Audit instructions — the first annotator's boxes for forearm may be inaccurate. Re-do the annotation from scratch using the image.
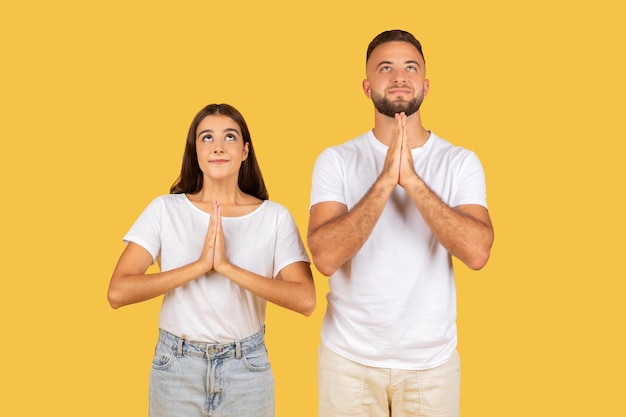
[403,177,494,270]
[108,261,208,309]
[308,176,394,276]
[216,263,316,316]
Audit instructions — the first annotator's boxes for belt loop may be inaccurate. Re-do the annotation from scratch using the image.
[176,337,183,358]
[235,340,242,359]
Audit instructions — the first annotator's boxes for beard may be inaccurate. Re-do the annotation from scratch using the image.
[371,90,424,118]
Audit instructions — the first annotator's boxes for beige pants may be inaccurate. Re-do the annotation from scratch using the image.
[318,343,460,417]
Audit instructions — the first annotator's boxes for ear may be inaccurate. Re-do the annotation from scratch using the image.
[423,78,430,97]
[362,79,372,98]
[242,142,250,161]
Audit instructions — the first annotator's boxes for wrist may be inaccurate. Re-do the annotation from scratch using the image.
[214,261,234,276]
[194,259,212,275]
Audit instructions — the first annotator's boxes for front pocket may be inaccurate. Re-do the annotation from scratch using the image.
[151,347,175,370]
[241,346,271,372]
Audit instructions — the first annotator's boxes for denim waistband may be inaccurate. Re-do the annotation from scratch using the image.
[157,326,266,359]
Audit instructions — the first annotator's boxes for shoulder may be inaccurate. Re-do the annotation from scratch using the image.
[427,133,486,181]
[151,193,187,206]
[141,193,189,214]
[257,200,300,225]
[319,132,370,155]
[314,132,372,168]
[429,132,479,159]
[259,200,291,216]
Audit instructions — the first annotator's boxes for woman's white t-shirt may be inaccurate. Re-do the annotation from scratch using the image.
[123,194,310,343]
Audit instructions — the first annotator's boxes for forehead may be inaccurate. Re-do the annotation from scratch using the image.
[196,114,240,133]
[367,41,424,68]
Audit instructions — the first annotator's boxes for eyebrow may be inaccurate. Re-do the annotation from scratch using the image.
[375,59,422,69]
[375,60,393,70]
[197,127,241,138]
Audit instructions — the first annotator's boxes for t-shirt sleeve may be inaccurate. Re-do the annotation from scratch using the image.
[122,197,163,263]
[452,151,488,209]
[273,207,310,277]
[309,147,346,209]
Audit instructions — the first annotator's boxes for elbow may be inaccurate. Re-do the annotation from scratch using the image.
[466,252,490,271]
[298,284,317,317]
[308,236,341,277]
[462,230,494,271]
[107,286,125,309]
[311,252,340,277]
[464,243,493,271]
[314,263,337,278]
[300,296,317,317]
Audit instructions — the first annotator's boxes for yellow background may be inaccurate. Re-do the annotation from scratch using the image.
[1,0,624,415]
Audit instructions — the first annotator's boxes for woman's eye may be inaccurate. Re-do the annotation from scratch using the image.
[202,135,213,142]
[225,134,236,141]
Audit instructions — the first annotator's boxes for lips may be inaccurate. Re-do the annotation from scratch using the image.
[210,159,229,164]
[387,88,412,94]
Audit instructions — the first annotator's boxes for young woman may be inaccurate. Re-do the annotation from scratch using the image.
[108,103,316,417]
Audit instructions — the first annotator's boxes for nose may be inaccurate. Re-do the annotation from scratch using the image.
[211,141,225,152]
[391,69,406,84]
[392,77,405,85]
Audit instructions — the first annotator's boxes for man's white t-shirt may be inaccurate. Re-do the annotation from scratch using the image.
[310,131,488,370]
[123,194,310,343]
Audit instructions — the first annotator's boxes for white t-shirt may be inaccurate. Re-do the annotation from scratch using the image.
[123,194,310,343]
[310,130,488,370]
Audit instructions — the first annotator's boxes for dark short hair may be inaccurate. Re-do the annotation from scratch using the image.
[366,29,425,65]
[170,103,268,200]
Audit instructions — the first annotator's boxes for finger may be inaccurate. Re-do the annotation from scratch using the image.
[396,112,404,148]
[214,202,222,238]
[401,113,408,149]
[198,204,218,271]
[391,113,400,141]
[391,113,403,153]
[207,204,217,239]
[209,202,221,245]
[214,203,227,268]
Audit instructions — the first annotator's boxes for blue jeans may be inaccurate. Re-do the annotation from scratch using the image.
[149,327,274,417]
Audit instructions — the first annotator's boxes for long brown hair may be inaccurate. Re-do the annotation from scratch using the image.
[169,103,268,200]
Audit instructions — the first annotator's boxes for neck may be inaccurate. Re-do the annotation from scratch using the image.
[192,178,243,205]
[372,110,430,148]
